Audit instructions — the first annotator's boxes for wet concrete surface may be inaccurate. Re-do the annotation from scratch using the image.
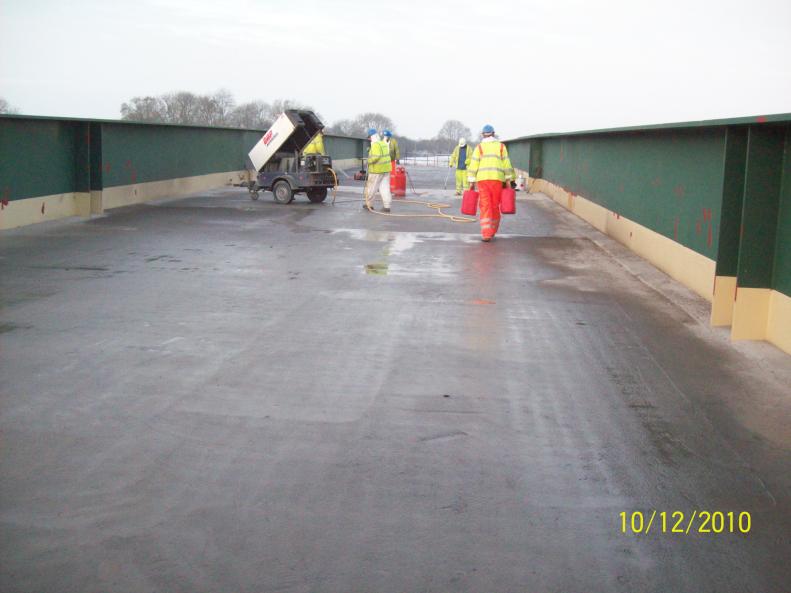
[2,170,791,592]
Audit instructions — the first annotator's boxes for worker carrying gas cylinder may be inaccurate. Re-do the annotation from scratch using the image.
[449,137,472,196]
[364,128,393,213]
[467,124,515,242]
[382,129,400,169]
[302,131,326,155]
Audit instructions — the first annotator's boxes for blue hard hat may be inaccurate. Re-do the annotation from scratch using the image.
[383,129,392,137]
[366,128,378,137]
[482,124,495,134]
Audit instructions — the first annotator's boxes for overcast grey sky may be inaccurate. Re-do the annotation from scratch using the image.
[1,0,790,138]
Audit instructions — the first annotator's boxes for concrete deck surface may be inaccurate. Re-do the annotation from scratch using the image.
[2,174,791,592]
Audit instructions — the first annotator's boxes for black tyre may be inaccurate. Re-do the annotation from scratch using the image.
[272,180,294,204]
[307,188,328,203]
[250,191,259,201]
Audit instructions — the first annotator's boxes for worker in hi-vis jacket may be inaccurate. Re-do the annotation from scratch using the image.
[467,124,514,242]
[449,137,472,196]
[302,131,325,155]
[382,129,400,170]
[364,128,393,213]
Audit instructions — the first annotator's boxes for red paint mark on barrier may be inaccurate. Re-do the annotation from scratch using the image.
[756,116,767,123]
[131,171,137,183]
[673,184,685,198]
[696,221,702,234]
[707,223,713,247]
[104,163,112,173]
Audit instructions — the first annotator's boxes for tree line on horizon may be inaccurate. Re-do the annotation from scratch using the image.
[119,90,472,155]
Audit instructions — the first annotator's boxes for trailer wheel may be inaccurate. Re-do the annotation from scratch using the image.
[272,180,294,204]
[307,188,328,203]
[250,191,260,201]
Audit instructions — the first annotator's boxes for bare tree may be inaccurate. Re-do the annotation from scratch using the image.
[352,112,395,136]
[326,118,356,135]
[437,120,472,146]
[229,100,272,129]
[120,96,166,122]
[0,97,20,114]
[161,91,199,124]
[212,89,235,124]
[117,91,321,129]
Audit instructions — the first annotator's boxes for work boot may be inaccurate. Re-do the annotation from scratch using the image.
[455,191,461,196]
[481,236,492,242]
[382,207,391,213]
[362,203,370,211]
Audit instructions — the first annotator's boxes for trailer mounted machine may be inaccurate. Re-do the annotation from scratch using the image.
[247,110,335,204]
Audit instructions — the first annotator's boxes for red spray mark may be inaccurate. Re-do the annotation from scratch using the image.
[0,199,8,210]
[695,221,702,235]
[707,223,713,247]
[756,116,767,123]
[673,184,685,198]
[104,163,112,173]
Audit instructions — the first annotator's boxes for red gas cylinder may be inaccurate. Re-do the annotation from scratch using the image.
[501,187,516,214]
[390,165,406,198]
[461,189,479,215]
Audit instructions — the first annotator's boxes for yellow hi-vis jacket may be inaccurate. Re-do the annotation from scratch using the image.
[467,139,515,182]
[302,132,325,155]
[449,144,472,169]
[386,137,400,161]
[368,140,392,174]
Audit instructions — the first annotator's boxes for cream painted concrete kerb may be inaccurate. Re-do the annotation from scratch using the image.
[101,170,250,211]
[525,174,716,303]
[711,276,737,326]
[767,290,791,355]
[0,192,92,230]
[0,170,251,230]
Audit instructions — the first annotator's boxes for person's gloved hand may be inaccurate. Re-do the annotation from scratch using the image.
[396,160,400,164]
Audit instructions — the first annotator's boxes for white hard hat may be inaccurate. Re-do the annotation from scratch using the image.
[459,138,466,146]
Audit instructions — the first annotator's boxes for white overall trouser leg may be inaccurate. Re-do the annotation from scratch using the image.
[365,173,392,209]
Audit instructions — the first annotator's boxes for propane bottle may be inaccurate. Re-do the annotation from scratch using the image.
[390,165,406,198]
[461,188,479,215]
[501,186,516,214]
[516,175,526,191]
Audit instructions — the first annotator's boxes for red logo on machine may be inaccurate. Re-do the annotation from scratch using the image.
[263,130,274,145]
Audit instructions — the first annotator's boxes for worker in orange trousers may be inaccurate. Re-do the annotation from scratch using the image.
[467,124,515,241]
